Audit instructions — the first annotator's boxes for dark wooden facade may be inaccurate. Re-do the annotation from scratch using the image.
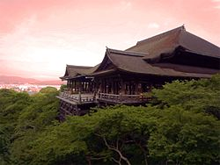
[58,26,220,119]
[66,77,94,94]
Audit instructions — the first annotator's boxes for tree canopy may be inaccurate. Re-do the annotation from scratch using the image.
[0,75,220,165]
[152,74,220,119]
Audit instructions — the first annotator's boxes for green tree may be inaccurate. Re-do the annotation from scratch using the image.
[60,84,67,92]
[39,86,58,94]
[84,106,155,165]
[152,74,220,119]
[148,106,220,165]
[1,75,220,165]
[0,89,31,164]
[8,88,59,165]
[27,105,159,165]
[10,104,220,165]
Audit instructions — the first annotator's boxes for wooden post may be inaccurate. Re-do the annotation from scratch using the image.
[121,80,126,94]
[71,80,73,94]
[67,80,69,89]
[111,79,114,94]
[129,82,132,95]
[119,93,122,102]
[139,82,143,94]
[79,82,82,103]
[135,81,139,95]
[104,79,106,93]
[101,79,103,93]
[73,81,76,93]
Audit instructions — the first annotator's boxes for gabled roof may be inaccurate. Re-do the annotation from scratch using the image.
[91,48,146,73]
[126,25,220,60]
[60,65,94,80]
[91,48,219,78]
[61,26,220,80]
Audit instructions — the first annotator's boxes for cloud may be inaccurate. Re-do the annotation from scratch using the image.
[0,0,219,79]
[120,0,132,10]
[147,23,160,29]
[214,5,220,8]
[212,0,220,9]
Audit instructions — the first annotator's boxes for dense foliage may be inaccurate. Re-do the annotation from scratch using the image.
[152,74,220,119]
[0,87,59,165]
[0,75,220,165]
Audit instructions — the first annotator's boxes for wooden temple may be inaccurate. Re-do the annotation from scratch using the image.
[57,26,220,120]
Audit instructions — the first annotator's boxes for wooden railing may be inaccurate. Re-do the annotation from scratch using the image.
[59,92,150,104]
[98,93,149,104]
[59,92,95,103]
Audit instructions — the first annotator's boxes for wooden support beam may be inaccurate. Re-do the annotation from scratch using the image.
[79,82,82,103]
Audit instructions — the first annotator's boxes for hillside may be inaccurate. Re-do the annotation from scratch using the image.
[0,75,63,85]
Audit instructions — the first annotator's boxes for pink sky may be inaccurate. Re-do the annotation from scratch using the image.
[0,0,219,80]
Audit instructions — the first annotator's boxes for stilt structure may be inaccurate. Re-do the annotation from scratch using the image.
[57,26,220,120]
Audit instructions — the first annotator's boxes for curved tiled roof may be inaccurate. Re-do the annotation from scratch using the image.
[105,48,218,78]
[61,26,220,79]
[126,26,220,60]
[60,65,94,79]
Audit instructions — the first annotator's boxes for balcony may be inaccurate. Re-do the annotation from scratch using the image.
[57,92,95,105]
[98,93,150,104]
[57,91,151,105]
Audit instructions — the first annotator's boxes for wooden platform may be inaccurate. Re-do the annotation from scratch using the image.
[98,93,150,105]
[57,92,96,104]
[57,92,150,121]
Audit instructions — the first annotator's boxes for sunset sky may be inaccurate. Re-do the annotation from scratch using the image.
[0,0,220,80]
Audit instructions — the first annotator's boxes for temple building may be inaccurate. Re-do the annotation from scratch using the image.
[57,26,220,120]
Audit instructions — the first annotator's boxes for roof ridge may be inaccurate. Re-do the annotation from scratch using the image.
[107,48,146,57]
[66,64,93,68]
[126,25,185,50]
[179,30,220,50]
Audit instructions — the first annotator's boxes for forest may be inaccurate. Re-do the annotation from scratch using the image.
[0,75,220,165]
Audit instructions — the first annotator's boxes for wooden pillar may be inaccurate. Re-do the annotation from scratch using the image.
[104,79,106,93]
[79,82,82,103]
[134,81,140,95]
[74,81,77,93]
[120,79,126,94]
[113,80,115,94]
[87,82,89,93]
[100,80,102,93]
[110,78,113,94]
[70,80,72,89]
[67,80,69,88]
[138,82,143,94]
[67,80,70,90]
[129,82,131,95]
[116,81,118,94]
[81,81,84,93]
[70,80,73,94]
[88,82,91,93]
[85,82,88,93]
